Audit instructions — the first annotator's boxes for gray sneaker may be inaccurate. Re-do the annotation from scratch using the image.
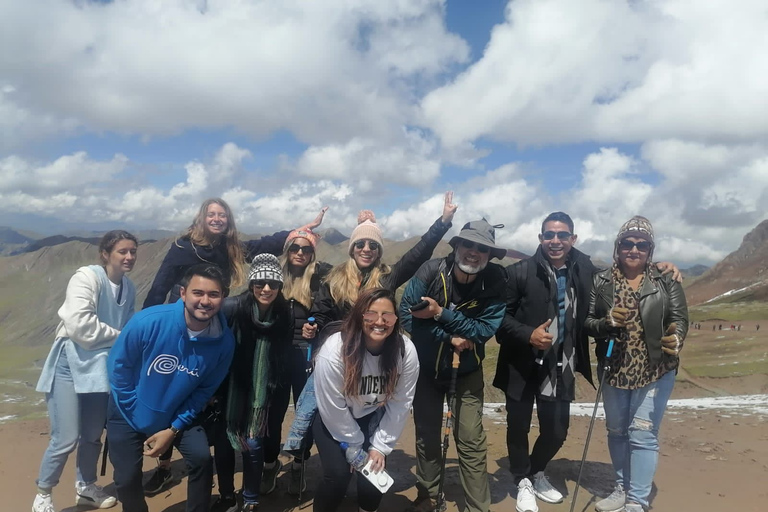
[623,503,644,512]
[594,484,625,512]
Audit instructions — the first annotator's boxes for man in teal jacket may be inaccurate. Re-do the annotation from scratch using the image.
[400,219,507,512]
[107,264,234,512]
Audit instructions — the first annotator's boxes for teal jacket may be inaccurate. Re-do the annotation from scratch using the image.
[400,255,506,379]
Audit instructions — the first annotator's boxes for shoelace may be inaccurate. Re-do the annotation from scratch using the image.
[535,475,555,491]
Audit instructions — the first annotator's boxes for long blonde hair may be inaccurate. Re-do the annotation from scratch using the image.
[279,255,317,310]
[324,258,391,309]
[184,198,246,289]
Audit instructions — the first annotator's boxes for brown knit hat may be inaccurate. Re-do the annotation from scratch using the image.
[614,215,655,261]
[348,210,384,258]
[284,226,320,251]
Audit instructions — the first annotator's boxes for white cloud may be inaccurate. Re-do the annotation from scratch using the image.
[0,0,468,149]
[422,0,768,147]
[0,152,128,193]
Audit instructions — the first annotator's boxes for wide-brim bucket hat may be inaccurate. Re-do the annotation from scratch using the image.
[449,219,507,260]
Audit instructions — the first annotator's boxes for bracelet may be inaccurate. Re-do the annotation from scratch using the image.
[170,426,180,437]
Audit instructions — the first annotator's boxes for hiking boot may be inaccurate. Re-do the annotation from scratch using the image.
[210,494,238,512]
[287,461,307,496]
[406,496,441,512]
[32,493,56,512]
[516,478,539,512]
[143,466,172,495]
[75,482,117,509]
[260,460,282,495]
[595,483,625,512]
[532,471,563,503]
[623,503,644,512]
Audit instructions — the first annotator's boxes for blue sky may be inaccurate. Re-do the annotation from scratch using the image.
[1,0,767,264]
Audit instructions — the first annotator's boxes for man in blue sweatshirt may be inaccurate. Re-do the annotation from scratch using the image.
[107,264,235,512]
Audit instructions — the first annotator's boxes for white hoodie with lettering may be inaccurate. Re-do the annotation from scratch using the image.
[314,331,420,455]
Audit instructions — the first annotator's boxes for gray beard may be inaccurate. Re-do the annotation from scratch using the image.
[457,260,487,275]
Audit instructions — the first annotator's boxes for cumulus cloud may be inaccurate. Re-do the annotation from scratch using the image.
[0,0,468,149]
[422,0,768,147]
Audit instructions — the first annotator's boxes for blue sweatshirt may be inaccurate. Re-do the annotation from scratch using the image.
[108,300,235,435]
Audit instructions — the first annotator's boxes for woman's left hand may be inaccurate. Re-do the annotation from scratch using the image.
[307,206,329,230]
[661,322,682,355]
[367,448,386,473]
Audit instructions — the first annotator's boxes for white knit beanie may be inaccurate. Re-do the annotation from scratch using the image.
[348,210,384,258]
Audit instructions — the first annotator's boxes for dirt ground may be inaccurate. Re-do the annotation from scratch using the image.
[3,388,766,512]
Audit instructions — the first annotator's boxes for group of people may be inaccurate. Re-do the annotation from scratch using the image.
[31,193,688,512]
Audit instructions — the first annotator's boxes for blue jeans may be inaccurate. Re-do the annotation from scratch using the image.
[603,370,675,509]
[37,350,108,491]
[106,396,213,512]
[213,426,264,505]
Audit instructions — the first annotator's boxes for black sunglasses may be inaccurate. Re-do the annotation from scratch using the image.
[541,230,573,241]
[252,280,283,289]
[460,240,490,253]
[618,240,652,253]
[353,240,380,251]
[288,244,314,255]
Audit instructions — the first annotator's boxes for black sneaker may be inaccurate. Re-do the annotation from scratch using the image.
[259,460,282,495]
[210,494,238,512]
[287,462,307,496]
[242,502,259,512]
[143,466,172,495]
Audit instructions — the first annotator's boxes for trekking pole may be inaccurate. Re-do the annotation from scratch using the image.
[569,338,615,512]
[435,349,460,512]
[298,316,316,504]
[100,436,109,477]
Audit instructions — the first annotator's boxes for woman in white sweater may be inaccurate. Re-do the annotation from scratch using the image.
[313,287,420,512]
[33,230,138,512]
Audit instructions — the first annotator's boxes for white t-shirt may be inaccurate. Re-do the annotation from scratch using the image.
[314,331,420,456]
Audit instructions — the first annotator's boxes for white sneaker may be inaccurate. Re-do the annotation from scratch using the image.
[532,471,564,503]
[595,483,625,512]
[75,482,117,509]
[32,493,56,512]
[516,478,539,512]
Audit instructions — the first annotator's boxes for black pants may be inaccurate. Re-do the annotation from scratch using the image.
[264,345,313,463]
[106,397,213,512]
[312,412,382,512]
[505,387,570,483]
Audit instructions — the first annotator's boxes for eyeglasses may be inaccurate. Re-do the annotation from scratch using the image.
[353,240,380,251]
[541,231,573,241]
[252,280,283,290]
[460,240,490,253]
[362,311,397,326]
[288,244,314,255]
[618,240,652,253]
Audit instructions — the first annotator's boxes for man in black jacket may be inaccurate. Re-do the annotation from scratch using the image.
[494,212,596,512]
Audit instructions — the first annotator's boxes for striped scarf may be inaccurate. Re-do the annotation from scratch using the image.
[225,303,273,451]
[538,263,576,400]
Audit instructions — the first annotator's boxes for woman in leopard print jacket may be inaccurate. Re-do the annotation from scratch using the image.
[585,216,688,512]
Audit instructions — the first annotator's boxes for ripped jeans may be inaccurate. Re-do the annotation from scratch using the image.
[602,370,675,509]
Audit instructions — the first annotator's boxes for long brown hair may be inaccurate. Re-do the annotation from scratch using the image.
[340,288,404,400]
[98,230,138,264]
[183,198,246,289]
[324,259,392,309]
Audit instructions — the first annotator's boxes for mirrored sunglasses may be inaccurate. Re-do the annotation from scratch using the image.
[353,240,381,251]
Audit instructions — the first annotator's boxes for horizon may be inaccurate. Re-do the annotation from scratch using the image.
[1,1,767,266]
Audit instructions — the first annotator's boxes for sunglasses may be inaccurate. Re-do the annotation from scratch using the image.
[362,311,398,326]
[460,240,490,253]
[353,240,381,251]
[541,231,573,241]
[618,240,652,253]
[288,244,314,255]
[252,280,283,290]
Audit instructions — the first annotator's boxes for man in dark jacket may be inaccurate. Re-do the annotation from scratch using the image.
[493,212,596,512]
[400,219,507,512]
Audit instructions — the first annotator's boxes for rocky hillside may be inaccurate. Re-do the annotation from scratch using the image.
[686,219,768,305]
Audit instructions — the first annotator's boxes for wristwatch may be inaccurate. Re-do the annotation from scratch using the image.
[433,309,443,322]
[170,426,180,437]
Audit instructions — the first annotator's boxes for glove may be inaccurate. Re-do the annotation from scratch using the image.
[606,306,629,334]
[661,322,681,355]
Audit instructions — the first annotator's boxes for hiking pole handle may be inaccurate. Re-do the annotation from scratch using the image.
[449,350,460,396]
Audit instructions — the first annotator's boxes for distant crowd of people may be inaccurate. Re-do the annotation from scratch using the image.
[32,195,690,512]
